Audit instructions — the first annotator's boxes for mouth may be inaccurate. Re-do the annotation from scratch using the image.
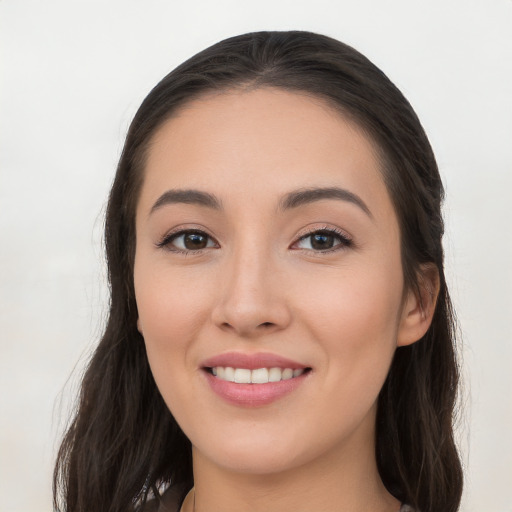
[200,352,312,406]
[205,366,311,384]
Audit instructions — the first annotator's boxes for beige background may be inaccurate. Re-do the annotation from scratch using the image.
[1,0,511,511]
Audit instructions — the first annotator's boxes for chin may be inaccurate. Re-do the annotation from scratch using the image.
[204,449,302,476]
[193,424,336,478]
[191,428,305,475]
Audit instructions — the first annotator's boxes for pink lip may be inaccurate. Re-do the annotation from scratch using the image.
[201,351,308,370]
[200,352,311,407]
[203,371,309,407]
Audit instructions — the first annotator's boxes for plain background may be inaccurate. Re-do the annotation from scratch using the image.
[1,1,511,511]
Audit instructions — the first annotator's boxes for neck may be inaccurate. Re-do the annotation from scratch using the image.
[187,420,400,512]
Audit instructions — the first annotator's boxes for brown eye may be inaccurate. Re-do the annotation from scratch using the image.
[182,232,209,250]
[295,229,352,252]
[310,232,336,250]
[161,230,217,252]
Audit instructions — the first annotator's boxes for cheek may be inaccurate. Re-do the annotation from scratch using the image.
[300,261,402,330]
[286,267,403,451]
[295,259,404,384]
[134,258,215,365]
[133,260,217,422]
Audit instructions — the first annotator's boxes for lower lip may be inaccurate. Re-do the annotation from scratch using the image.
[203,370,309,407]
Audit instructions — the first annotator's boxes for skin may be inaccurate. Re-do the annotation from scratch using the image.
[134,88,437,512]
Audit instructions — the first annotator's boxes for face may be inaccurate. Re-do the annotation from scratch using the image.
[134,88,415,476]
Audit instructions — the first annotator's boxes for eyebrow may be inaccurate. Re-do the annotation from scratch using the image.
[150,189,222,214]
[279,187,373,218]
[149,186,372,218]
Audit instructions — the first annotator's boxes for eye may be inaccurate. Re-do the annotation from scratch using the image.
[157,230,218,253]
[293,228,352,252]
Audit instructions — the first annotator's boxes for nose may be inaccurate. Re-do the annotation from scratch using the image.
[210,244,292,338]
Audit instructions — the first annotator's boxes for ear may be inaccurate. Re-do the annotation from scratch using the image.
[397,263,440,347]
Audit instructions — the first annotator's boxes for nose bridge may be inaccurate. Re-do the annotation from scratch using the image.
[212,232,290,336]
[230,239,271,301]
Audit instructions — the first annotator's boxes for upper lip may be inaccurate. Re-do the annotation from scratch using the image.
[201,352,309,370]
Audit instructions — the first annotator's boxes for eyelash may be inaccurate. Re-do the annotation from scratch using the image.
[156,229,218,255]
[156,227,353,255]
[293,227,353,253]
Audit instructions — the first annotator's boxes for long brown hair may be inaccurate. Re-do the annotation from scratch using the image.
[54,31,463,512]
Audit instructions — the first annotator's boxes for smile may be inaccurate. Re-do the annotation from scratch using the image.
[209,366,307,384]
[201,352,312,406]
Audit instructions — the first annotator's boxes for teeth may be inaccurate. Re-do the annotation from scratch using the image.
[234,368,251,383]
[211,366,305,384]
[251,368,269,384]
[282,368,293,380]
[224,366,235,382]
[268,367,282,382]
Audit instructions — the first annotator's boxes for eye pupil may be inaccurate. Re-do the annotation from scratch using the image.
[311,233,334,250]
[184,233,208,249]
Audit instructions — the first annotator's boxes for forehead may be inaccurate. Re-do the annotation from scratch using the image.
[140,87,393,219]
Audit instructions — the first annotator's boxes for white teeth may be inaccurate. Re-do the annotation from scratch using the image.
[268,367,282,382]
[251,368,269,384]
[224,366,235,381]
[234,368,251,383]
[281,368,293,380]
[211,366,305,384]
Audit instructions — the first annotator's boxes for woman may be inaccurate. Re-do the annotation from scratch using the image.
[54,31,463,512]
